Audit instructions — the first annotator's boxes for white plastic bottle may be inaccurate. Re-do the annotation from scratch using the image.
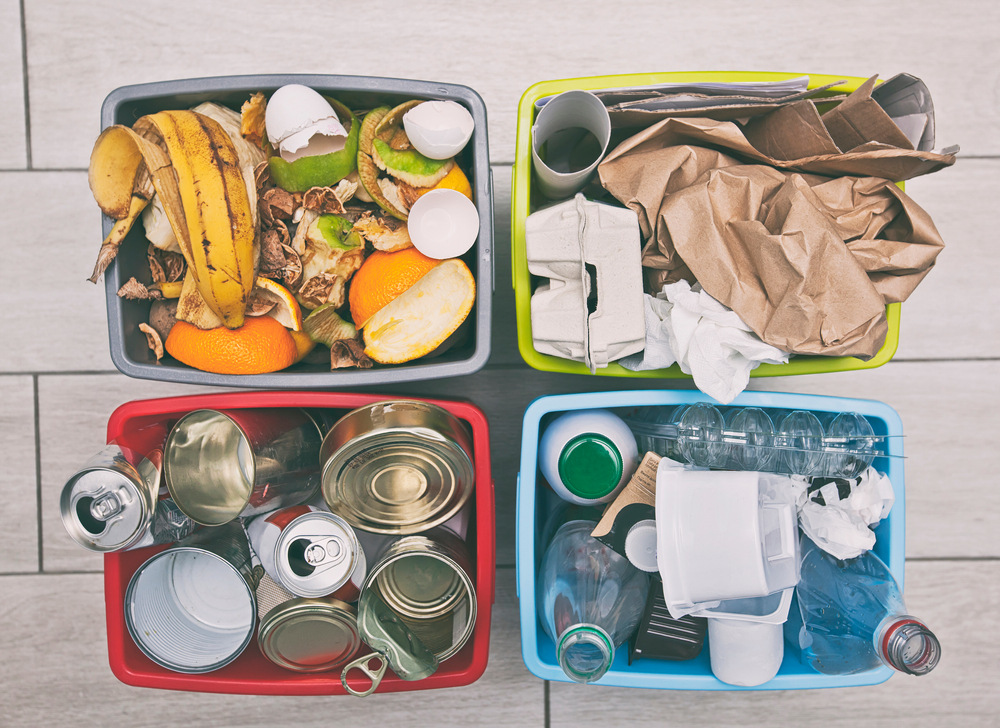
[539,409,638,505]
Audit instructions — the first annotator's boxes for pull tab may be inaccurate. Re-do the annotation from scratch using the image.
[341,652,388,697]
[90,492,123,521]
[305,536,346,566]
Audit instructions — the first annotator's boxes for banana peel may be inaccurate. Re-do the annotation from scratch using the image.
[87,111,256,329]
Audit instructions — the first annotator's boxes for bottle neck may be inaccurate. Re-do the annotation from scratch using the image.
[874,614,941,675]
[556,624,614,684]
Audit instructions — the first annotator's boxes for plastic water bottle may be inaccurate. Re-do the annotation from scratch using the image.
[537,516,649,683]
[787,540,941,676]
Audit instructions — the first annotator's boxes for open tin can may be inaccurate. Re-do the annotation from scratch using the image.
[321,401,475,535]
[164,408,322,526]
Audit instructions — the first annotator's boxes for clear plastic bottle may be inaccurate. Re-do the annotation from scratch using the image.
[538,518,649,683]
[787,539,941,676]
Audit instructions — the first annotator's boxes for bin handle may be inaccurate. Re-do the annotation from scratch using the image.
[341,652,387,697]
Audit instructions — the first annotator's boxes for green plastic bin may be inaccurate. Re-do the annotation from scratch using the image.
[511,72,901,379]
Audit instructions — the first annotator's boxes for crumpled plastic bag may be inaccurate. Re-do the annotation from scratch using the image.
[790,467,895,560]
[619,280,788,404]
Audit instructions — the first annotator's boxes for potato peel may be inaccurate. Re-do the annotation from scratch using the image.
[138,323,164,361]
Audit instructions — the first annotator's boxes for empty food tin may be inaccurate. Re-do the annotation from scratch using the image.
[363,527,477,661]
[165,408,322,526]
[125,521,261,674]
[321,401,475,534]
[256,572,362,673]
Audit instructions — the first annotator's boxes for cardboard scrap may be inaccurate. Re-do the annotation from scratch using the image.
[597,77,950,359]
[592,451,661,539]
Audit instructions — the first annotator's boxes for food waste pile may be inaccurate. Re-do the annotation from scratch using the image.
[87,84,480,375]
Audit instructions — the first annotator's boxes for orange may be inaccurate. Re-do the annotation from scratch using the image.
[415,165,473,201]
[165,316,298,375]
[349,247,439,327]
[254,276,304,331]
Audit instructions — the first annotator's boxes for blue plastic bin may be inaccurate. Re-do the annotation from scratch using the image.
[516,389,905,690]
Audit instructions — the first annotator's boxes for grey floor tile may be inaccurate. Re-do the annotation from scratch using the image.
[0,376,39,572]
[0,568,542,728]
[0,171,112,372]
[548,561,998,727]
[0,0,26,168]
[38,374,233,572]
[749,361,1000,558]
[23,2,997,169]
[896,159,1000,359]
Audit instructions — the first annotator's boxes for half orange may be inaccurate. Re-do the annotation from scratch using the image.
[348,247,439,327]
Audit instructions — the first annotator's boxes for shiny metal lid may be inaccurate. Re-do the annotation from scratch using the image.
[257,572,361,673]
[164,410,254,526]
[59,445,156,552]
[274,512,361,598]
[376,554,464,619]
[321,402,475,535]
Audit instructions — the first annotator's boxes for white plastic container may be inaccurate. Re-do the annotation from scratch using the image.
[697,588,794,687]
[539,409,639,505]
[655,466,800,616]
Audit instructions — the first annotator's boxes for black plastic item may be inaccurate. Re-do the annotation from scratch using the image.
[593,501,654,560]
[629,578,706,664]
[100,75,494,388]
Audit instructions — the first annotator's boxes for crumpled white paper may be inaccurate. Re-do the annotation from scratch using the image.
[790,467,895,560]
[619,280,788,404]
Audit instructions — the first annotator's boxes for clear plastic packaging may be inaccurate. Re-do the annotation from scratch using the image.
[623,404,888,478]
[537,518,650,683]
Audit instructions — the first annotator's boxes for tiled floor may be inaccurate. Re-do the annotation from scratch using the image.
[2,2,999,726]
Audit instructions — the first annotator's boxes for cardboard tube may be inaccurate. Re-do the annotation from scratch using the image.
[531,90,611,199]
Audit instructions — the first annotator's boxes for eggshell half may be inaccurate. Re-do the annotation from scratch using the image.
[403,100,475,160]
[407,189,480,259]
[265,84,348,162]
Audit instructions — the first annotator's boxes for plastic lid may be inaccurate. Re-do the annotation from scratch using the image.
[557,434,623,500]
[624,520,659,572]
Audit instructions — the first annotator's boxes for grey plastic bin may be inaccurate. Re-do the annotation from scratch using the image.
[99,74,493,387]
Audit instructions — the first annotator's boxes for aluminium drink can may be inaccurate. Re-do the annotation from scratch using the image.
[247,505,366,601]
[60,423,196,552]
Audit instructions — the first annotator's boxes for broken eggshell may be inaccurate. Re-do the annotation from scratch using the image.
[266,84,349,163]
[403,101,474,160]
[407,188,479,259]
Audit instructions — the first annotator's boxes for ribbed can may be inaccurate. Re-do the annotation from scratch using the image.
[256,572,362,673]
[320,401,475,535]
[164,408,322,526]
[362,527,477,662]
[124,521,261,674]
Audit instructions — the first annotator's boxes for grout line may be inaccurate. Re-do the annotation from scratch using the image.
[0,167,87,173]
[907,556,1000,562]
[32,375,43,573]
[17,0,31,168]
[0,569,103,578]
[544,680,551,728]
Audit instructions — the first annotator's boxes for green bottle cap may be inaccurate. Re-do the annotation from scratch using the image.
[557,434,623,500]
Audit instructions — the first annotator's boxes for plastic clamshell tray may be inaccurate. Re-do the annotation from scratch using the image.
[104,390,495,695]
[511,72,902,378]
[101,75,494,388]
[516,389,904,690]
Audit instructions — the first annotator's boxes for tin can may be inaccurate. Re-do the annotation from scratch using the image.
[246,506,366,601]
[362,527,477,662]
[124,521,261,674]
[255,572,362,673]
[321,401,475,535]
[164,408,322,526]
[60,428,197,552]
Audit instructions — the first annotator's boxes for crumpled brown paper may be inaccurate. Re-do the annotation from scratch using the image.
[598,79,950,359]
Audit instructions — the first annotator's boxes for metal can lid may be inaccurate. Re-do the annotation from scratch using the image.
[323,430,474,534]
[376,554,465,618]
[274,512,360,598]
[60,463,149,552]
[258,597,361,673]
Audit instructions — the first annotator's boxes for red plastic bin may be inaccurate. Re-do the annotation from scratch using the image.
[103,391,495,695]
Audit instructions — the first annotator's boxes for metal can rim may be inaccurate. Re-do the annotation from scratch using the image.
[60,460,155,553]
[273,512,362,598]
[258,597,361,672]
